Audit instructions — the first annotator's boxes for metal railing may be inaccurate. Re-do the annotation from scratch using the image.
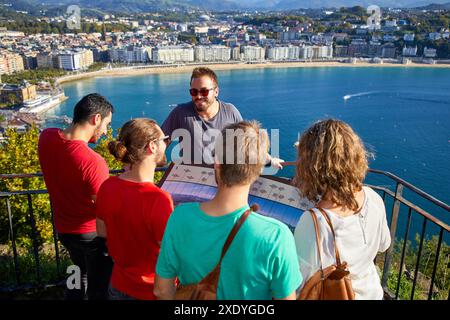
[364,169,449,300]
[1,166,449,299]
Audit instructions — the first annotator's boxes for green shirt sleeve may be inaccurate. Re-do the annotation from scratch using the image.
[269,225,303,299]
[155,213,178,279]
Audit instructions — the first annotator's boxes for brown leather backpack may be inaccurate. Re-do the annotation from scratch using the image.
[174,205,255,300]
[298,207,355,300]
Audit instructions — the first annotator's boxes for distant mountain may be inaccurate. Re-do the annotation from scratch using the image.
[272,0,450,9]
[3,0,450,14]
[414,2,450,9]
[34,0,244,12]
[0,0,42,15]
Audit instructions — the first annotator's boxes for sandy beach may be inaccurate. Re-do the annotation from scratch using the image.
[56,61,450,85]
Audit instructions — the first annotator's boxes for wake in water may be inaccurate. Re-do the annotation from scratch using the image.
[343,91,378,100]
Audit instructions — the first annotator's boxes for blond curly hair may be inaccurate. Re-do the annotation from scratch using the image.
[293,119,369,211]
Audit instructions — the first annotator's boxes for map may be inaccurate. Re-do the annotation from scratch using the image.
[159,163,314,231]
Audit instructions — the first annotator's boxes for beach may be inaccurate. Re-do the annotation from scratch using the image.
[56,61,450,85]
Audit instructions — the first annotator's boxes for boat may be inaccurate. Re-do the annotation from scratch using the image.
[19,93,64,114]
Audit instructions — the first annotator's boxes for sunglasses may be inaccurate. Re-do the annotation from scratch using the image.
[189,87,216,97]
[152,135,170,143]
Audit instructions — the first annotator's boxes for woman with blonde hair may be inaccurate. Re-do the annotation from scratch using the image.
[293,119,391,300]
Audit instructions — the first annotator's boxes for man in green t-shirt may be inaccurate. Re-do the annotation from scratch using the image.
[154,121,302,300]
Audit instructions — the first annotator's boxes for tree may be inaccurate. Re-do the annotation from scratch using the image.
[7,94,19,106]
[0,126,52,248]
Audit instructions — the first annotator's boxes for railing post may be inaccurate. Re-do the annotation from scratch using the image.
[49,199,61,278]
[428,227,444,300]
[381,183,403,291]
[411,217,428,300]
[395,207,413,299]
[5,197,21,285]
[27,194,42,283]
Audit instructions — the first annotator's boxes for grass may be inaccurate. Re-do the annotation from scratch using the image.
[0,243,71,299]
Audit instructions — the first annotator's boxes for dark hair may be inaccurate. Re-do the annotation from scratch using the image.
[72,93,114,124]
[108,118,161,165]
[190,67,218,87]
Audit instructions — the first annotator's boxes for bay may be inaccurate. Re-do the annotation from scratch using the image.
[44,66,450,236]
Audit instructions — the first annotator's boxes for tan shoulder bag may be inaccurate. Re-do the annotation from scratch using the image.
[298,207,355,300]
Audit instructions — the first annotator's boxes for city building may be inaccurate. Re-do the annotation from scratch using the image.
[152,46,194,63]
[194,46,231,62]
[241,46,265,61]
[231,46,240,60]
[381,43,397,59]
[403,33,415,42]
[429,32,442,41]
[266,46,300,60]
[402,46,417,57]
[299,45,333,59]
[348,39,369,57]
[58,49,94,71]
[22,54,38,70]
[109,46,151,63]
[0,81,37,104]
[423,47,437,58]
[333,45,348,57]
[36,52,60,69]
[0,51,25,75]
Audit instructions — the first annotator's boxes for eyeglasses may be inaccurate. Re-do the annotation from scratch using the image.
[152,135,170,143]
[189,87,216,97]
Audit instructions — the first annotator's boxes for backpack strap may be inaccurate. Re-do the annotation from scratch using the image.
[219,208,252,263]
[308,209,324,275]
[316,207,342,266]
[198,207,253,288]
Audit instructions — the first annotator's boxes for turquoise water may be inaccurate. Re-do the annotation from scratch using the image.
[45,67,450,231]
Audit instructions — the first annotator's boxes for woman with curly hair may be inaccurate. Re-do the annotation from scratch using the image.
[293,119,391,300]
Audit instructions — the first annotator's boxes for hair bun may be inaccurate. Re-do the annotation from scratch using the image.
[108,140,127,162]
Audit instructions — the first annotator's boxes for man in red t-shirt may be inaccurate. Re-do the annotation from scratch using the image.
[96,118,174,300]
[38,93,114,300]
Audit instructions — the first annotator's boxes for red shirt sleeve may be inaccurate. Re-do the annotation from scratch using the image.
[95,180,110,221]
[147,191,174,243]
[82,154,110,196]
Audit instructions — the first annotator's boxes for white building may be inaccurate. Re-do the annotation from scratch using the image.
[299,45,333,59]
[241,46,265,61]
[402,46,417,57]
[383,35,398,42]
[267,46,300,61]
[429,32,442,40]
[403,33,415,42]
[177,23,188,32]
[194,26,209,34]
[152,46,194,63]
[194,46,231,62]
[58,49,93,71]
[109,46,151,63]
[385,19,397,27]
[279,30,299,42]
[423,47,437,58]
[58,52,81,71]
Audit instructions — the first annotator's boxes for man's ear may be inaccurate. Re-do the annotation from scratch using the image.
[92,113,101,126]
[148,141,157,155]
